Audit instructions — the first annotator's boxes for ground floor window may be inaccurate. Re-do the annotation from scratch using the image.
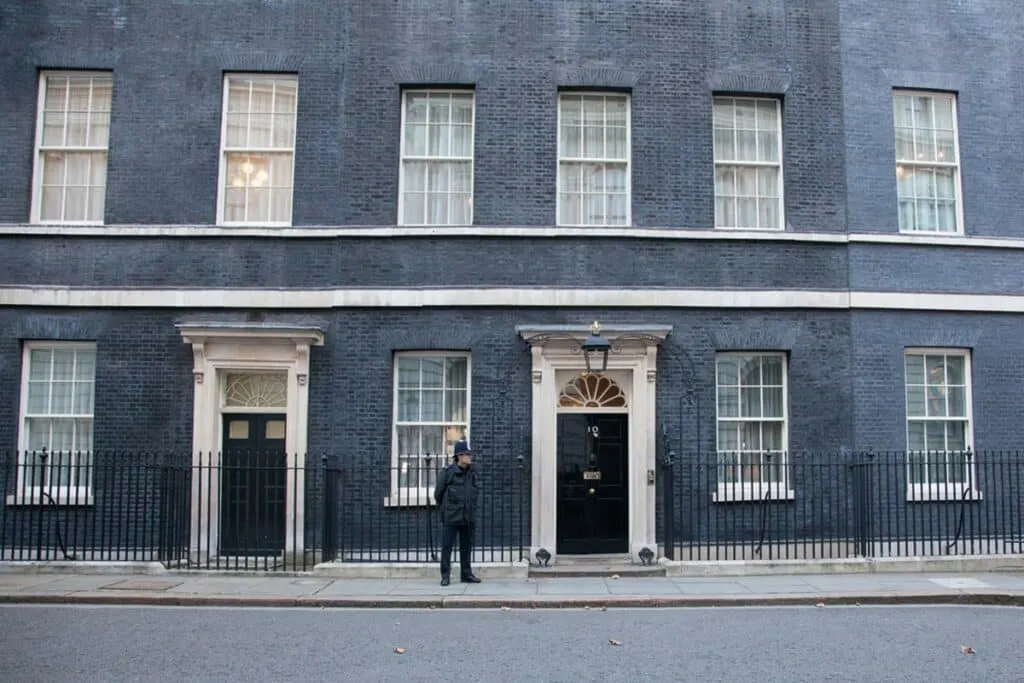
[904,348,975,499]
[391,352,470,503]
[714,351,789,500]
[17,342,96,501]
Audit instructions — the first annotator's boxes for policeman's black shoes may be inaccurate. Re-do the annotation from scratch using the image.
[440,575,481,586]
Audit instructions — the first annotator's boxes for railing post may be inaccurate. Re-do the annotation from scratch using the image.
[660,427,676,561]
[852,450,874,558]
[320,455,337,563]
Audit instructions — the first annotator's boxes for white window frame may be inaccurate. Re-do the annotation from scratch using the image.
[216,73,299,227]
[714,351,793,502]
[30,71,113,226]
[893,90,965,235]
[556,91,632,227]
[10,341,97,506]
[386,351,471,507]
[397,89,476,227]
[903,348,979,502]
[712,96,785,231]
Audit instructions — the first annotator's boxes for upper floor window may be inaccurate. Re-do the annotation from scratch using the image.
[218,74,298,226]
[713,97,784,230]
[399,90,474,226]
[893,91,962,234]
[557,92,630,227]
[31,71,113,225]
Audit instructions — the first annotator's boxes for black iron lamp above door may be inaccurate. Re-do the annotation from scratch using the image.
[581,320,611,375]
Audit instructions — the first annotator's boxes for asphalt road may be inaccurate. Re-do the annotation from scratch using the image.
[0,605,1019,682]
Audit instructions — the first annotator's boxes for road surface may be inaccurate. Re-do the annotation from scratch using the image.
[0,604,1018,682]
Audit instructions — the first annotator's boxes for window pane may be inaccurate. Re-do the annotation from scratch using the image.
[907,421,926,451]
[445,389,467,422]
[905,385,926,417]
[758,130,780,163]
[740,421,761,451]
[740,387,761,418]
[421,390,443,421]
[28,381,50,414]
[716,357,739,385]
[762,387,784,418]
[717,423,739,451]
[904,354,925,385]
[717,386,739,418]
[397,389,419,421]
[945,355,965,384]
[445,357,468,389]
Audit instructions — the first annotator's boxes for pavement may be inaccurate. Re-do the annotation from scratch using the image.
[3,603,1021,682]
[0,570,1023,608]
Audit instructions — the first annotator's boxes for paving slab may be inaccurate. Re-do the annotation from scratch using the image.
[536,578,610,595]
[671,581,753,595]
[605,579,682,595]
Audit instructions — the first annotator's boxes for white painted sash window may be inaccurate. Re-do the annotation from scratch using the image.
[893,91,963,234]
[714,352,792,501]
[31,72,113,225]
[217,74,298,226]
[713,97,784,230]
[398,90,475,226]
[14,343,97,504]
[557,92,631,227]
[904,349,977,500]
[389,352,471,505]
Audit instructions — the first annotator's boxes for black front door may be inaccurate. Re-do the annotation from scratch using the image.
[556,413,629,554]
[220,414,287,555]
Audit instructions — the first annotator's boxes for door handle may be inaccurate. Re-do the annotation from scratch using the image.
[588,488,596,496]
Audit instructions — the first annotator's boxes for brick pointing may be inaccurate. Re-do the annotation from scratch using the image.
[0,0,845,231]
[0,236,849,290]
[839,0,1024,239]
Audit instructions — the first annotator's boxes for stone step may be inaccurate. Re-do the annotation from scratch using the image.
[528,556,665,578]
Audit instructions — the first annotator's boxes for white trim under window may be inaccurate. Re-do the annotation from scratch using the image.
[556,91,631,227]
[216,74,298,227]
[714,352,793,502]
[904,348,979,501]
[9,342,97,506]
[398,90,475,226]
[893,90,964,235]
[30,71,113,226]
[385,351,471,506]
[713,96,785,231]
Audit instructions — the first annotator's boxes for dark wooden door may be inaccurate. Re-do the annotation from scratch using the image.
[556,413,629,554]
[220,414,287,555]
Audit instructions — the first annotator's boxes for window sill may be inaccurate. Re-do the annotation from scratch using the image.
[897,228,963,237]
[31,220,104,227]
[713,487,795,503]
[217,221,293,229]
[714,226,785,232]
[6,492,94,507]
[906,487,983,503]
[383,493,438,508]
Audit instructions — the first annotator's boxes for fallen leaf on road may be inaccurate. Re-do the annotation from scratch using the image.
[815,602,826,608]
[961,646,976,656]
[394,647,406,655]
[609,639,622,646]
[611,574,620,580]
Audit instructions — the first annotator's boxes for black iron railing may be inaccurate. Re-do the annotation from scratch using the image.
[0,450,341,572]
[334,457,530,564]
[0,450,529,571]
[660,450,1024,561]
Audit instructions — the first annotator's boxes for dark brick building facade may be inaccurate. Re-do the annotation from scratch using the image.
[0,1,1021,567]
